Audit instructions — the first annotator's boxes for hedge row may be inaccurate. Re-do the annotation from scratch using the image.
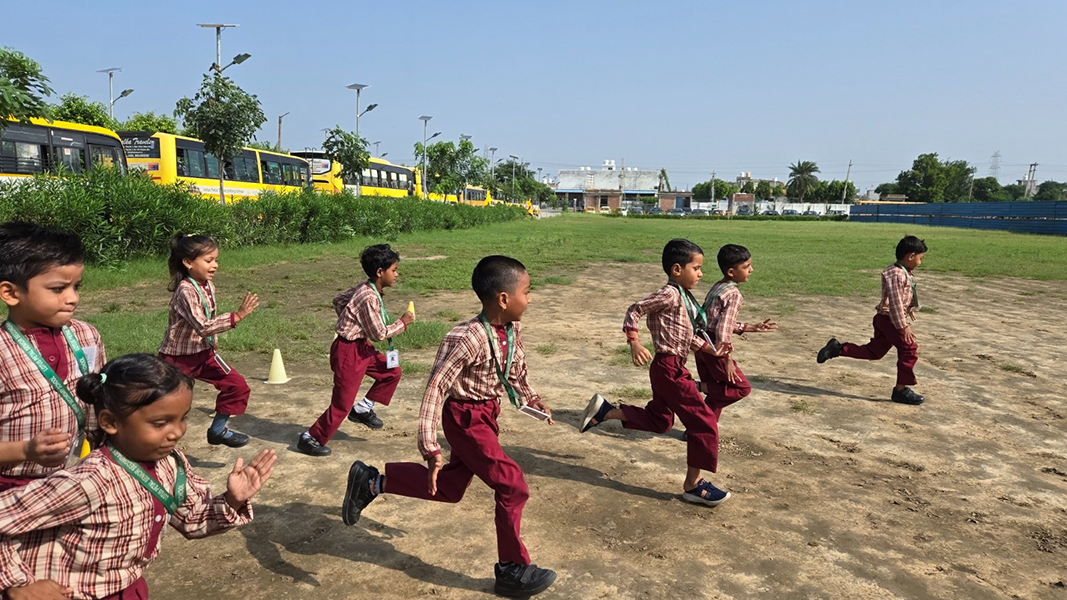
[623,213,850,222]
[0,169,527,264]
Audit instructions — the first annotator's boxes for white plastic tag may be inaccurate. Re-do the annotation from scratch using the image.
[519,405,550,421]
[386,350,400,369]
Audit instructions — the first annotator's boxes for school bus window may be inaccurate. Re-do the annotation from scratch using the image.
[89,144,122,170]
[281,163,294,186]
[53,146,84,173]
[1,140,45,174]
[261,160,282,185]
[205,153,220,179]
[299,166,310,186]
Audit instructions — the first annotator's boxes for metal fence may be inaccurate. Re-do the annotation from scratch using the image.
[849,201,1067,235]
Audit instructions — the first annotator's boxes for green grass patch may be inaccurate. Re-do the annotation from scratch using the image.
[535,343,558,356]
[790,399,815,413]
[435,309,463,322]
[919,306,937,314]
[999,363,1037,378]
[611,385,651,400]
[609,343,655,367]
[538,275,574,286]
[373,320,450,352]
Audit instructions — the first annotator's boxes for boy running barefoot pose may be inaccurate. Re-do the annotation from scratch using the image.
[342,256,556,598]
[582,239,733,506]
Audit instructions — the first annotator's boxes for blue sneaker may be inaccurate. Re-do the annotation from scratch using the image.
[681,479,730,507]
[580,394,615,433]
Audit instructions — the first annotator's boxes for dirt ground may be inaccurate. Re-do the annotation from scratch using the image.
[138,262,1067,599]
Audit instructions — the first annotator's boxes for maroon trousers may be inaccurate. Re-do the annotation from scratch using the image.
[621,354,722,472]
[841,314,918,386]
[385,398,531,565]
[159,350,249,416]
[693,352,752,470]
[308,337,400,445]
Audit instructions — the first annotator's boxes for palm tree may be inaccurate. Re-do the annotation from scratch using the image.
[787,160,820,202]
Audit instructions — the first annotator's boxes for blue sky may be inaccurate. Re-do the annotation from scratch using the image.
[7,0,1066,190]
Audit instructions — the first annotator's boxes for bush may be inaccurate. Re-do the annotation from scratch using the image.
[0,169,527,264]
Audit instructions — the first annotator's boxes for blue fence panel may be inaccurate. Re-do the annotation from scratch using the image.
[850,201,1066,235]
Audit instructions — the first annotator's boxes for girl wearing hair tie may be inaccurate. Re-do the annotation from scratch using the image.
[0,353,275,599]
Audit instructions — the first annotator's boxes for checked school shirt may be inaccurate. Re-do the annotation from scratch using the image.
[417,317,539,459]
[333,282,408,342]
[876,263,916,330]
[623,284,710,358]
[158,279,237,356]
[703,281,747,347]
[0,447,252,597]
[0,319,105,479]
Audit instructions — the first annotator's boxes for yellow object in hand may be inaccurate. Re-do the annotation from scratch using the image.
[407,301,415,318]
[79,438,91,459]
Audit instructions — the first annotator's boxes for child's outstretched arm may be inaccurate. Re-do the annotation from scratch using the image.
[169,451,273,539]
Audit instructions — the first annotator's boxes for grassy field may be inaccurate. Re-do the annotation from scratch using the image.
[14,213,1067,357]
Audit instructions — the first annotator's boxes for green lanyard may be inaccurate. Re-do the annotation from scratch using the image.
[702,281,737,314]
[107,442,187,514]
[2,321,88,431]
[186,277,217,347]
[478,314,520,408]
[668,282,707,331]
[892,262,919,307]
[367,282,395,352]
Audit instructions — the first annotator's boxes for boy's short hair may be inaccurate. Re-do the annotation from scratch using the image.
[661,238,703,274]
[361,244,401,278]
[717,244,751,274]
[896,236,928,260]
[472,255,527,302]
[0,221,84,288]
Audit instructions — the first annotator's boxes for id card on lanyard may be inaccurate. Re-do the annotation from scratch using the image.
[668,282,713,347]
[3,321,90,464]
[187,278,232,374]
[478,314,521,408]
[893,262,919,308]
[107,442,187,513]
[368,282,400,368]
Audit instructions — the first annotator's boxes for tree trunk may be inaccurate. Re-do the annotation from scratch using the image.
[218,171,226,204]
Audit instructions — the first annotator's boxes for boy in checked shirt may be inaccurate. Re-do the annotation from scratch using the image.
[296,244,414,456]
[0,222,105,491]
[341,256,557,598]
[581,238,734,506]
[818,235,928,405]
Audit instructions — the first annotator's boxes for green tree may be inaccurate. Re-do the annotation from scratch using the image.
[754,180,772,200]
[493,158,534,201]
[772,183,787,198]
[1002,183,1027,201]
[740,181,755,194]
[970,177,1006,202]
[414,138,488,198]
[322,126,369,187]
[895,153,975,203]
[175,74,266,203]
[51,93,117,129]
[692,178,738,201]
[787,160,820,202]
[874,182,899,197]
[119,111,178,134]
[0,48,53,128]
[1034,180,1067,201]
[246,140,280,152]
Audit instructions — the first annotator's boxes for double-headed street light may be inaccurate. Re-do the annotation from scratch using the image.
[509,154,520,200]
[97,68,133,120]
[372,141,381,157]
[197,23,238,71]
[419,116,432,197]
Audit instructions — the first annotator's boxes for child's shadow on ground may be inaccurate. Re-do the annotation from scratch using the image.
[193,407,367,448]
[755,377,881,402]
[506,446,677,502]
[239,501,494,593]
[549,407,681,442]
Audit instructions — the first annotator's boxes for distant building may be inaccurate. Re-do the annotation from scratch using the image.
[555,160,663,211]
[734,172,783,189]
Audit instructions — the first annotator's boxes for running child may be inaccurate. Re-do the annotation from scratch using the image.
[297,244,414,456]
[0,353,275,599]
[817,235,928,405]
[689,244,776,458]
[159,233,258,447]
[581,238,734,506]
[341,256,557,598]
[0,221,106,491]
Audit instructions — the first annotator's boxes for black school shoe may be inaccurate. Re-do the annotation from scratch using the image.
[348,408,384,429]
[580,394,615,433]
[494,562,557,597]
[891,387,925,405]
[817,338,843,364]
[342,461,379,526]
[206,428,249,448]
[296,433,332,456]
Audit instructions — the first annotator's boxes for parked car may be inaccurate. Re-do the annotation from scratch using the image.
[736,206,753,216]
[828,209,846,216]
[668,208,687,216]
[690,209,709,216]
[711,208,725,216]
[781,209,799,216]
[648,207,663,215]
[802,210,819,216]
[598,206,612,214]
[762,209,780,216]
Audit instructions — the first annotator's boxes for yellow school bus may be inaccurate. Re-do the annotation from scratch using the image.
[118,132,310,200]
[1,117,126,181]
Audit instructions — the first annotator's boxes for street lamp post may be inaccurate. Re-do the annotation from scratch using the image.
[509,154,519,201]
[372,141,381,157]
[276,112,289,152]
[419,116,432,198]
[97,68,133,120]
[346,83,370,138]
[197,23,238,72]
[488,147,498,191]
